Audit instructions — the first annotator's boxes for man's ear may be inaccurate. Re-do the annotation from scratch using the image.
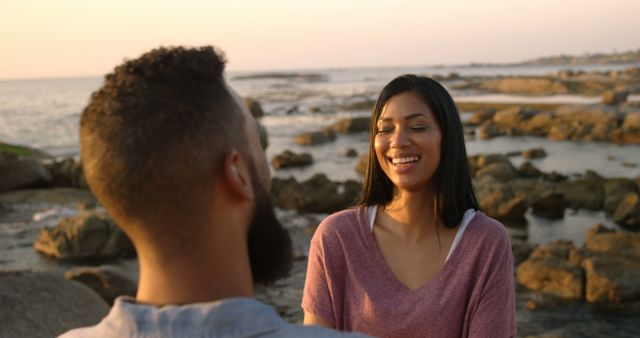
[223,150,254,201]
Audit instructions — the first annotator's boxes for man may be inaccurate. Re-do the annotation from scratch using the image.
[60,46,367,337]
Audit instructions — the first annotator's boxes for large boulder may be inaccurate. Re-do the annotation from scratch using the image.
[476,121,506,140]
[581,224,640,304]
[556,178,604,210]
[293,127,336,145]
[601,89,629,105]
[271,150,313,169]
[0,270,108,337]
[492,107,535,128]
[516,241,584,300]
[584,224,640,259]
[330,117,370,133]
[581,256,640,303]
[475,178,527,221]
[33,210,135,260]
[65,265,137,305]
[0,159,52,192]
[271,174,352,213]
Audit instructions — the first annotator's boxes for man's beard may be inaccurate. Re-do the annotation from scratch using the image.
[246,170,293,285]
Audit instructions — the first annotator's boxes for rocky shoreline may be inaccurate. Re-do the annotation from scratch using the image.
[2,68,640,337]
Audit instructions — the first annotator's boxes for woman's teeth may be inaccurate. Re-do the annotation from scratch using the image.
[390,156,420,165]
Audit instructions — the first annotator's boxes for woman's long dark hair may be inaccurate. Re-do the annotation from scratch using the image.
[358,74,479,228]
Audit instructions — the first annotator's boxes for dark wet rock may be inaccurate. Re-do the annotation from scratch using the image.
[343,148,358,158]
[475,178,527,221]
[342,179,362,207]
[475,161,518,181]
[531,193,565,219]
[330,116,370,133]
[243,97,264,118]
[65,265,137,305]
[355,154,369,176]
[516,241,584,300]
[465,110,495,126]
[613,193,640,230]
[541,171,568,183]
[271,174,355,214]
[44,158,88,189]
[257,122,269,150]
[33,210,135,260]
[0,187,97,205]
[271,150,313,169]
[602,89,629,105]
[603,178,638,215]
[510,179,554,206]
[293,127,336,145]
[0,270,108,337]
[517,162,543,179]
[477,121,506,139]
[0,158,52,192]
[556,179,604,210]
[512,238,536,266]
[522,148,547,159]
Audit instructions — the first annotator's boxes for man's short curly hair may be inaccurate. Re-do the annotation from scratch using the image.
[80,46,247,229]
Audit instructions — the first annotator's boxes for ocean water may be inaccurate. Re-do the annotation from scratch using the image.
[1,63,640,272]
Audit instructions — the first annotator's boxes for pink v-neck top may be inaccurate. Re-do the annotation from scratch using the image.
[302,208,516,338]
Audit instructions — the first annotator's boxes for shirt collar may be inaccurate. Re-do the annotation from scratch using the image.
[101,296,287,338]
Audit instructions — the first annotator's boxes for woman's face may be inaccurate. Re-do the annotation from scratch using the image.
[374,91,442,194]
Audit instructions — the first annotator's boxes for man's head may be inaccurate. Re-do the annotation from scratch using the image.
[80,46,291,284]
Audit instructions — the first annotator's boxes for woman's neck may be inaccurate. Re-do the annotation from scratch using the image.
[380,187,440,242]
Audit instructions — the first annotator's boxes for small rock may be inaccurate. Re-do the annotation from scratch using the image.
[293,128,336,145]
[343,148,358,158]
[244,98,264,118]
[522,148,547,159]
[65,265,137,305]
[532,193,565,219]
[271,150,313,169]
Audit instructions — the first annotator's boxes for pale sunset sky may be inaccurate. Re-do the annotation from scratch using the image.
[1,0,639,80]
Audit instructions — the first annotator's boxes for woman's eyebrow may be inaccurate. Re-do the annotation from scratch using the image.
[378,113,431,123]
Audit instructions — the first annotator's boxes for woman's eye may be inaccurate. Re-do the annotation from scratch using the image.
[377,127,392,134]
[410,125,427,131]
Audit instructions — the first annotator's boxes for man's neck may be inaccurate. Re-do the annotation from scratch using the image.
[135,236,254,306]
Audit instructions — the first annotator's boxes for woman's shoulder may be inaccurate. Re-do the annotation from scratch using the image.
[313,207,367,242]
[464,211,512,249]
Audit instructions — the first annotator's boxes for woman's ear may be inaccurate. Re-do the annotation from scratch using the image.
[223,150,254,201]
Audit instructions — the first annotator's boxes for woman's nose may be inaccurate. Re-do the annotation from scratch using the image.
[390,127,410,148]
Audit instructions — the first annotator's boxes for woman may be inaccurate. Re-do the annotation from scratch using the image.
[302,75,516,337]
